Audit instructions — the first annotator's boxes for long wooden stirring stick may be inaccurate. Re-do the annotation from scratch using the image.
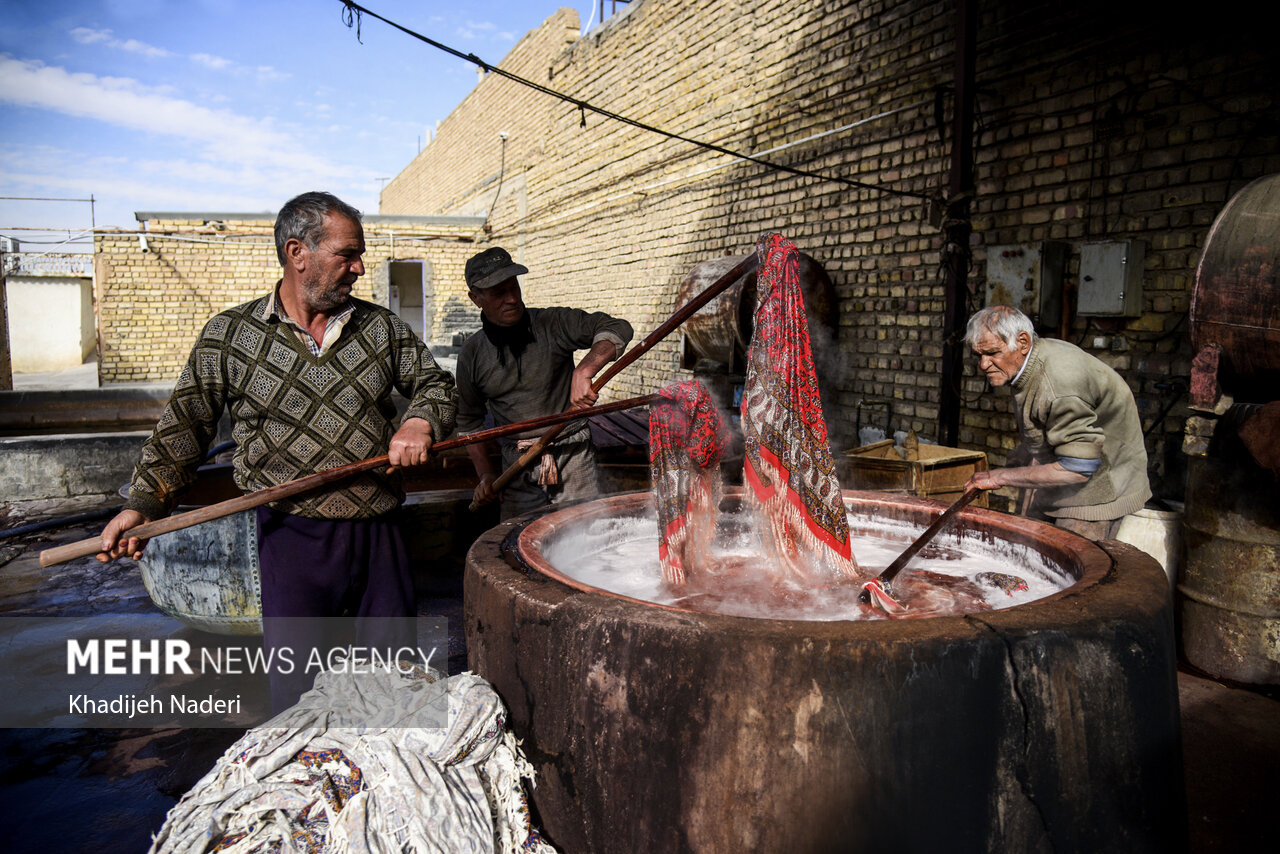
[39,392,660,568]
[469,251,760,512]
[858,486,984,611]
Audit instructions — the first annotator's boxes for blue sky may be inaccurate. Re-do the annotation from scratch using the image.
[0,1,590,252]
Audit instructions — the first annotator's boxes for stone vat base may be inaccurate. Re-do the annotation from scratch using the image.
[465,492,1186,854]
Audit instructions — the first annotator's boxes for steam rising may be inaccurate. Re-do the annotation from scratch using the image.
[541,507,1071,621]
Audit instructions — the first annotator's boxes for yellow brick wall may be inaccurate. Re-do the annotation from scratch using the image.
[94,217,481,382]
[377,0,1279,501]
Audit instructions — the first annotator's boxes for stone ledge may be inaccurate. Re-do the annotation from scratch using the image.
[0,432,147,503]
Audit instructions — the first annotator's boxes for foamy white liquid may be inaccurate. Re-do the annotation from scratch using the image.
[539,508,1073,620]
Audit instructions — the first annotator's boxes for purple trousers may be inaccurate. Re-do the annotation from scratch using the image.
[256,506,415,712]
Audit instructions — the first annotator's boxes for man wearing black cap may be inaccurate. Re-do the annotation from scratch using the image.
[458,247,633,519]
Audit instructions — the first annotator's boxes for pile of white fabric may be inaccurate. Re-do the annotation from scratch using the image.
[150,667,557,854]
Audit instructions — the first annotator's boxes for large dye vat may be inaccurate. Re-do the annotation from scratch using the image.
[465,490,1185,853]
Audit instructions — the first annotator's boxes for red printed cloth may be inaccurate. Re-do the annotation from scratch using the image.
[649,380,728,584]
[741,233,859,579]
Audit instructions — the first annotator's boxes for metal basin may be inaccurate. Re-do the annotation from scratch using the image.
[137,509,262,636]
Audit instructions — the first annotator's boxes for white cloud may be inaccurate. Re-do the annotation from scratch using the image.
[69,27,110,45]
[190,52,232,70]
[0,56,330,175]
[1,142,381,229]
[457,19,497,39]
[67,28,286,83]
[69,27,170,58]
[0,55,395,229]
[116,38,168,58]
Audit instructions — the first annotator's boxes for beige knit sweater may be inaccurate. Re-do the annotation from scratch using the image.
[1010,337,1151,521]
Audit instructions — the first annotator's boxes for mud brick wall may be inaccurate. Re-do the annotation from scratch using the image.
[94,215,481,383]
[380,0,1277,501]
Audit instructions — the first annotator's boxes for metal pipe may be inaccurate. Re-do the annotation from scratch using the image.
[937,0,978,447]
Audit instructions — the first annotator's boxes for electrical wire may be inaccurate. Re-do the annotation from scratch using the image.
[484,134,508,227]
[500,99,934,235]
[338,1,931,202]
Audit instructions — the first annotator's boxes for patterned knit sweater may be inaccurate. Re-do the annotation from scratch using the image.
[125,295,457,520]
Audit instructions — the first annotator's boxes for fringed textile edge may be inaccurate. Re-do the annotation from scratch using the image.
[744,453,858,579]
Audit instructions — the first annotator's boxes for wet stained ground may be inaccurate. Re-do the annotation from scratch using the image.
[0,497,468,853]
[2,495,1278,853]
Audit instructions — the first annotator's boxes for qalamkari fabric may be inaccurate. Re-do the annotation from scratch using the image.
[648,380,729,584]
[741,233,859,580]
[149,668,556,854]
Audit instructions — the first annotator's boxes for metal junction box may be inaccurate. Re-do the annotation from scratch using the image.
[984,241,1068,329]
[1078,240,1145,316]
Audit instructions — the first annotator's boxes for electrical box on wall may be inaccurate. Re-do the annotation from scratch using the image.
[1078,240,1145,316]
[984,242,1068,329]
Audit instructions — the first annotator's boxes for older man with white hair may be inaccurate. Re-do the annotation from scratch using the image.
[963,305,1150,540]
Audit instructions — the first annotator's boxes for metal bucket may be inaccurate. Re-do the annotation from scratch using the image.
[136,508,263,636]
[1115,503,1185,595]
[1180,455,1280,685]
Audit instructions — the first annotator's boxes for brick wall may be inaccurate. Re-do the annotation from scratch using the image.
[94,215,483,382]
[381,0,1277,502]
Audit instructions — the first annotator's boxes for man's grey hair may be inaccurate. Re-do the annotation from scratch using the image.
[274,191,363,266]
[964,305,1038,349]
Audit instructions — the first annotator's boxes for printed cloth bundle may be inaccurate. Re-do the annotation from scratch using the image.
[649,380,729,584]
[741,233,859,580]
[149,668,556,854]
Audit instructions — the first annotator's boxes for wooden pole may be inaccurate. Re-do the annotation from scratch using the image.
[470,251,760,511]
[0,248,12,390]
[39,392,660,568]
[858,486,983,605]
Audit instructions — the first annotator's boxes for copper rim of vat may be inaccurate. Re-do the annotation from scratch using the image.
[514,489,1112,616]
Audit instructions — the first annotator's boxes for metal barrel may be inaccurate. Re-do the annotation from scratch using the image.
[675,251,838,372]
[1180,453,1280,685]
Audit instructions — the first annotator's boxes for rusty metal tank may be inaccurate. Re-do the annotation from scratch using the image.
[676,251,838,373]
[1181,403,1280,685]
[1183,173,1280,685]
[465,490,1184,853]
[1191,173,1280,400]
[1182,450,1280,684]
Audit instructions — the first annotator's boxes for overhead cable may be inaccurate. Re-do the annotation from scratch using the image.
[338,1,931,201]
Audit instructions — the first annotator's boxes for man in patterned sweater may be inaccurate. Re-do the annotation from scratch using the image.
[963,305,1150,540]
[97,191,457,709]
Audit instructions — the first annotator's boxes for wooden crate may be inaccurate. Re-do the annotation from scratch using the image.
[841,439,989,506]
